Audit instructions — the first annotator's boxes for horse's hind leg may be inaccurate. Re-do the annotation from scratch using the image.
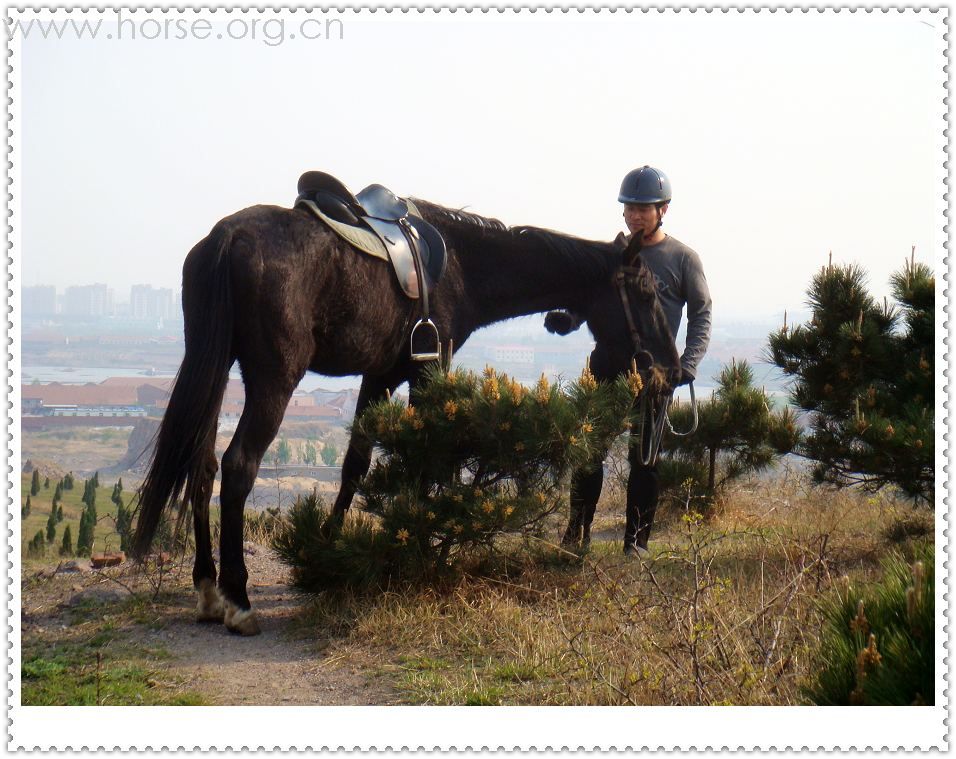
[218,378,298,635]
[192,443,224,623]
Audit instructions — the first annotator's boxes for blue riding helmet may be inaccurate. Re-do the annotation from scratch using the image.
[618,166,672,205]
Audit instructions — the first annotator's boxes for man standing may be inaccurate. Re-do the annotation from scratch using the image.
[546,165,712,555]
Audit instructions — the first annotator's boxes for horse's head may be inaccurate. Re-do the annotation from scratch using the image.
[614,235,682,391]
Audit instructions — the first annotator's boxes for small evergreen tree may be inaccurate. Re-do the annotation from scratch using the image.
[63,472,74,490]
[662,360,800,502]
[27,530,45,558]
[45,512,56,544]
[53,481,63,504]
[30,470,40,496]
[91,471,99,489]
[43,477,49,489]
[320,442,338,467]
[768,256,934,504]
[76,506,96,556]
[81,479,97,513]
[303,440,318,466]
[115,497,132,553]
[59,525,73,557]
[55,503,64,523]
[23,495,31,518]
[276,438,292,465]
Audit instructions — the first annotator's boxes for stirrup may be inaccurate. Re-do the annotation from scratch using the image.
[410,318,442,362]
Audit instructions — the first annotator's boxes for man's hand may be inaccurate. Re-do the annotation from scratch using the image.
[677,368,695,386]
[544,310,580,336]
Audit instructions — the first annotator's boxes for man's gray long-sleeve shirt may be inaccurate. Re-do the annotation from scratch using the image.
[613,232,713,379]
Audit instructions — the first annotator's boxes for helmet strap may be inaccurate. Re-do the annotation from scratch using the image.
[652,204,665,233]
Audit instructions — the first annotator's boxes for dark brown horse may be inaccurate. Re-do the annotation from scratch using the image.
[131,196,679,635]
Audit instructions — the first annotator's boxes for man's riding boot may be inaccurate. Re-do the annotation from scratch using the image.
[564,465,603,548]
[625,465,660,552]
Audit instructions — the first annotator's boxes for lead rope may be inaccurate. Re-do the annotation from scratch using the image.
[664,380,699,436]
[638,392,670,467]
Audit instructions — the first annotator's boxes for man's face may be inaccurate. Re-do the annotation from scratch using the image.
[623,202,667,238]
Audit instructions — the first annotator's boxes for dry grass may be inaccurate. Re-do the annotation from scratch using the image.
[292,467,932,705]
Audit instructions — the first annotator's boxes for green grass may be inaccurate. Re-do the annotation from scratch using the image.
[22,639,204,706]
[21,578,206,706]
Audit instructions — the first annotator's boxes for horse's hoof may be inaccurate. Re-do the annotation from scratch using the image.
[224,601,262,636]
[560,531,581,550]
[196,579,225,624]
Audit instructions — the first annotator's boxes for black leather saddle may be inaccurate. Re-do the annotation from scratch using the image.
[295,171,447,294]
[295,171,448,362]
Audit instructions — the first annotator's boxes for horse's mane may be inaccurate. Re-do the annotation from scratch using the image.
[510,225,618,265]
[409,198,508,234]
[411,198,618,275]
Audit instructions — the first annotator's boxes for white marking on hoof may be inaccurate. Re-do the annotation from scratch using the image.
[196,579,225,623]
[223,600,261,636]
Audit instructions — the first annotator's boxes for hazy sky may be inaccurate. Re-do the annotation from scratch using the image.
[18,9,943,322]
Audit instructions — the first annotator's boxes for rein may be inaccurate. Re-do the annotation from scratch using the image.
[613,266,645,356]
[614,262,698,462]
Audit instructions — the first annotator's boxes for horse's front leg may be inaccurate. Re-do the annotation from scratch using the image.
[330,373,402,524]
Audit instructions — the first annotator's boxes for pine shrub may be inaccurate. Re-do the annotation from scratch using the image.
[806,544,934,705]
[661,360,800,505]
[30,470,40,497]
[769,258,933,503]
[274,364,640,591]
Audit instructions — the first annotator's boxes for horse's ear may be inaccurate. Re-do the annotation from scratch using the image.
[622,234,643,267]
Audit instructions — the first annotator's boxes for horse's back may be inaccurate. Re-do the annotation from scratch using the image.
[186,203,413,379]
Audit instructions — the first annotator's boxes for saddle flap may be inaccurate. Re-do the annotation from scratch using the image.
[363,216,420,299]
[406,215,447,285]
[356,183,409,221]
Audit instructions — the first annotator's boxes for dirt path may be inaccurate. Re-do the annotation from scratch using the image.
[21,544,401,706]
[145,546,399,705]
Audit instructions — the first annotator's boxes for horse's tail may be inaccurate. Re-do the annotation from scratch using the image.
[131,224,236,559]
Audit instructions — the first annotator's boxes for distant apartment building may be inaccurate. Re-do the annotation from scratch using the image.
[130,285,174,320]
[64,284,113,317]
[492,345,535,365]
[22,285,57,316]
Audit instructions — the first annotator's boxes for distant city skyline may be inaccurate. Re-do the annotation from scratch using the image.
[22,282,180,319]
